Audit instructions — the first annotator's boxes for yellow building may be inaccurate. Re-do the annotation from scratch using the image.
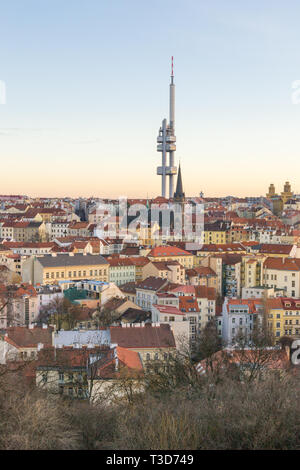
[203,222,229,244]
[266,297,300,343]
[22,253,109,285]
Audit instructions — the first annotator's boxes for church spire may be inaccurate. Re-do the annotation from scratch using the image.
[174,163,185,202]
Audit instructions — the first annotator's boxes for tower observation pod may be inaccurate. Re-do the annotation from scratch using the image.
[157,57,177,199]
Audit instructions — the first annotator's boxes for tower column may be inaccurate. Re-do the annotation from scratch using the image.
[156,57,177,199]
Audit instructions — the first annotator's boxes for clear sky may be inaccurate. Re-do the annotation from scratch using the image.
[1,0,300,198]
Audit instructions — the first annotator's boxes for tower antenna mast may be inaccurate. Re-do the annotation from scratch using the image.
[156,57,177,199]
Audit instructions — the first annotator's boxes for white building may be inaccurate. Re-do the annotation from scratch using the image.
[222,297,264,346]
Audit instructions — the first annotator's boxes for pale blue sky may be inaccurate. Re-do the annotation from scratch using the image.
[1,0,300,197]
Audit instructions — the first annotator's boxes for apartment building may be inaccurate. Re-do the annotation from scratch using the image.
[222,298,264,346]
[0,221,46,242]
[0,325,53,363]
[22,253,109,285]
[0,284,39,328]
[266,297,300,341]
[262,257,300,298]
[185,266,217,289]
[107,258,135,286]
[135,277,168,311]
[110,323,176,366]
[147,245,193,269]
[143,260,185,285]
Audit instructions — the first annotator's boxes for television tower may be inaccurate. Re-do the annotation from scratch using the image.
[157,57,177,199]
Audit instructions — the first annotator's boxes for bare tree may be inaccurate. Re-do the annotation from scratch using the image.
[193,319,223,368]
[38,297,82,330]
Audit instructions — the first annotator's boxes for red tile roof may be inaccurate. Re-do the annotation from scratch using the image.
[179,296,199,312]
[5,326,54,349]
[263,257,300,271]
[110,324,176,349]
[148,245,192,257]
[266,297,300,310]
[259,244,294,254]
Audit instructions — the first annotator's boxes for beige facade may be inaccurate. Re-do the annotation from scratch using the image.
[143,260,185,284]
[22,253,109,285]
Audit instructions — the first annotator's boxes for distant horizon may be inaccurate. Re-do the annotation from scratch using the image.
[0,189,296,200]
